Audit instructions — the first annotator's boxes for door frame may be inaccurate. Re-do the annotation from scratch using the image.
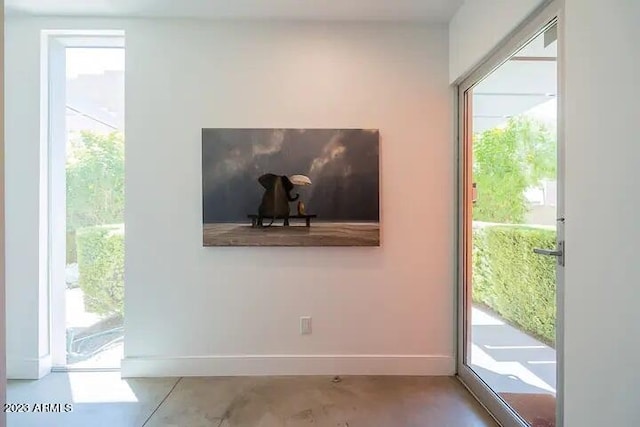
[44,31,125,370]
[455,2,565,426]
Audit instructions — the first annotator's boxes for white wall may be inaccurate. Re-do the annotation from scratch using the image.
[448,0,545,83]
[1,0,6,422]
[563,0,640,425]
[4,18,454,377]
[123,20,453,376]
[4,19,52,379]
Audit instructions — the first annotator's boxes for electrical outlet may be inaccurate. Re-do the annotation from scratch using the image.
[300,316,312,335]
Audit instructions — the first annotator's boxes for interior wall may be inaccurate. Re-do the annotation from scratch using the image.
[1,0,6,421]
[563,0,640,425]
[4,18,52,379]
[4,18,454,377]
[448,0,546,83]
[123,20,453,376]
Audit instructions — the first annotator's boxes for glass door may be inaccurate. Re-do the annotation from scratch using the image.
[458,5,564,427]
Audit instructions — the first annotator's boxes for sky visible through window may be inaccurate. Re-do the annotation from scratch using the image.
[66,48,124,79]
[527,98,557,128]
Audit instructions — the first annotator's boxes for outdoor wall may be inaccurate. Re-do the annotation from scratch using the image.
[563,0,640,425]
[4,18,454,377]
[448,0,546,83]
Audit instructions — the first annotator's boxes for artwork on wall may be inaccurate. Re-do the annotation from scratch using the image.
[202,128,380,246]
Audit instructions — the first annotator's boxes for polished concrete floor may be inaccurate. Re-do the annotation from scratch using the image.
[8,373,498,427]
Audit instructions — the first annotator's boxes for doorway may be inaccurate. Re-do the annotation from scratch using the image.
[47,34,125,370]
[457,4,563,427]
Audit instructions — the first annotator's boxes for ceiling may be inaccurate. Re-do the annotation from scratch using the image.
[5,0,464,22]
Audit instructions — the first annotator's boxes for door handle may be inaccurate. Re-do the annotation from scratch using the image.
[533,241,564,266]
[533,248,562,256]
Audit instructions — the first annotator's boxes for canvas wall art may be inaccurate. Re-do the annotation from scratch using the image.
[202,128,380,246]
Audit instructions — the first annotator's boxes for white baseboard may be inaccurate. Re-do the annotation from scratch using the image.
[7,354,52,380]
[121,354,454,378]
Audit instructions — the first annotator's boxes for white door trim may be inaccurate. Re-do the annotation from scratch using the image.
[44,31,125,369]
[455,1,565,426]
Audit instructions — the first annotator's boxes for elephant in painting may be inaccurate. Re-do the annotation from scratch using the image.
[257,173,311,226]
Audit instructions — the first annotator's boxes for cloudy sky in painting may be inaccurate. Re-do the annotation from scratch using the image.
[202,129,379,223]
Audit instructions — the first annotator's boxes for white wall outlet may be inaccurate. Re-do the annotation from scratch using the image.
[300,316,312,335]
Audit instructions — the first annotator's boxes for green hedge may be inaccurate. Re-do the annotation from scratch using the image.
[66,230,77,264]
[76,224,124,316]
[472,225,556,346]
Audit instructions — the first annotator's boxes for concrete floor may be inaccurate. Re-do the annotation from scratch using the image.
[8,373,497,427]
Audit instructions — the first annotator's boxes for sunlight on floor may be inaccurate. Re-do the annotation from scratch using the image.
[471,343,556,394]
[69,372,139,403]
[471,306,556,395]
